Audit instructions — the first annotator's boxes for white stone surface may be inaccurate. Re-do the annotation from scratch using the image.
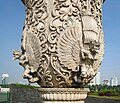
[39,88,89,103]
[0,88,10,93]
[43,101,84,103]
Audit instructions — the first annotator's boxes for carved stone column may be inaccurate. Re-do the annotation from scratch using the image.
[14,0,104,103]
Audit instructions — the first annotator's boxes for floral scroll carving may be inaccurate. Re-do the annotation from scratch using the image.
[14,0,104,87]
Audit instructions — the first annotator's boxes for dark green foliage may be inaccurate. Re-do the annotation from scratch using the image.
[98,89,120,96]
[88,85,120,97]
[0,84,10,88]
[0,84,40,89]
[13,84,40,88]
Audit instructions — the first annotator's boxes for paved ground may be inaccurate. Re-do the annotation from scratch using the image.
[85,96,120,103]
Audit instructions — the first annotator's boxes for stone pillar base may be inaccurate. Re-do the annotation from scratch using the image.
[43,101,84,103]
[38,88,89,103]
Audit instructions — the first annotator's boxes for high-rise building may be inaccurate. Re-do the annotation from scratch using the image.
[95,72,100,85]
[2,74,9,85]
[110,76,118,86]
[90,72,100,85]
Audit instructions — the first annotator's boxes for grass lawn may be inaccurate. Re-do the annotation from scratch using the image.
[89,95,120,100]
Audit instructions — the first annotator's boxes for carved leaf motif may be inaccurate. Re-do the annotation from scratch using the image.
[25,44,36,65]
[25,32,41,72]
[58,24,83,71]
[51,54,71,87]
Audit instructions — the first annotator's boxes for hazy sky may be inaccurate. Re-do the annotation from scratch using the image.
[0,0,120,85]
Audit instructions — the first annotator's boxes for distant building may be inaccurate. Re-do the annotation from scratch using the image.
[101,80,109,85]
[95,72,100,85]
[2,74,9,85]
[110,76,118,86]
[90,72,100,85]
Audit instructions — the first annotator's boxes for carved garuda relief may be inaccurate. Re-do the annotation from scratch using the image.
[14,0,104,88]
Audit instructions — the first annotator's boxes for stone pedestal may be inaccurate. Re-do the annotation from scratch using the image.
[39,88,89,103]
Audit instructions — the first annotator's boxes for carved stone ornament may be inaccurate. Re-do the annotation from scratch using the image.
[39,88,89,103]
[14,0,104,88]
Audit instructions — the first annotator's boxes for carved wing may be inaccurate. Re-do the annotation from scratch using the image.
[58,25,83,71]
[25,32,41,72]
